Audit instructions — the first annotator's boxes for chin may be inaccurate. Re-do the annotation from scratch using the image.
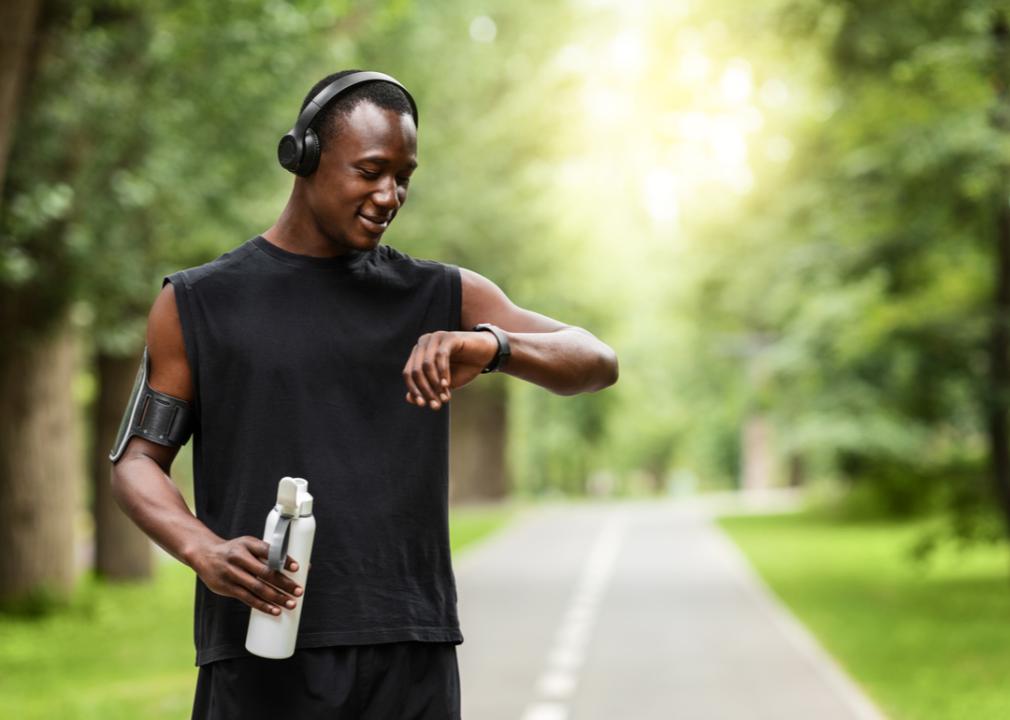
[354,234,384,251]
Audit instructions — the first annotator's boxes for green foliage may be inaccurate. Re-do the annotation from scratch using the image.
[667,0,1010,526]
[9,0,1008,506]
[1,0,367,353]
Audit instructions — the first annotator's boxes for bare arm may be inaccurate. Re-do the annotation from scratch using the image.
[402,268,619,408]
[110,284,302,614]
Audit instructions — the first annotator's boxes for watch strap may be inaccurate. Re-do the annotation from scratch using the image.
[473,323,511,373]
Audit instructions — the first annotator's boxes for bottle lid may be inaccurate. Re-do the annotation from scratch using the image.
[289,477,314,516]
[276,477,299,517]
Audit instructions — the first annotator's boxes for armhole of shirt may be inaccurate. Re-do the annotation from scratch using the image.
[445,264,462,331]
[162,272,200,412]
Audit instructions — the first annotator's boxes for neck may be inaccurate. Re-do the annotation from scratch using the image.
[262,184,348,258]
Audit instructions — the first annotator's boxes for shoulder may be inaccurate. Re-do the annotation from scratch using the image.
[374,243,444,271]
[371,243,457,285]
[165,239,256,291]
[459,267,509,307]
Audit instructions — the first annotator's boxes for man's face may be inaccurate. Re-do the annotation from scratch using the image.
[304,101,418,253]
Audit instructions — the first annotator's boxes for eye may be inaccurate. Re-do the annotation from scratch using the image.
[397,176,412,187]
[358,168,380,180]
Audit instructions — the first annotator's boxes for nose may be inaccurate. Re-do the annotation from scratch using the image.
[372,176,403,211]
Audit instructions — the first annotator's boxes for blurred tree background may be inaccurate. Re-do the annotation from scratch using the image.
[1,0,1009,611]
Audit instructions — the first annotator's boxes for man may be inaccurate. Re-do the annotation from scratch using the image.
[110,70,618,719]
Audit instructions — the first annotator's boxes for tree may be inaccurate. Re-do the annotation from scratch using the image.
[0,0,42,198]
[0,0,381,597]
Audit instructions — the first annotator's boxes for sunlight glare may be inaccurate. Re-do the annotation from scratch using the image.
[710,118,747,166]
[582,85,631,126]
[555,44,592,75]
[677,112,709,141]
[719,59,753,105]
[643,167,679,224]
[610,31,646,73]
[759,78,790,108]
[469,15,497,43]
[765,136,794,164]
[678,50,711,84]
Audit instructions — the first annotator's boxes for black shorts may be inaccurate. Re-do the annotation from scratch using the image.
[191,642,461,720]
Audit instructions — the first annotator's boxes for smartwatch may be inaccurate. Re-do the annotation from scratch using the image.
[473,323,511,373]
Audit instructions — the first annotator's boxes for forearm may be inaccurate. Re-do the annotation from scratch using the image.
[110,455,221,570]
[503,326,618,395]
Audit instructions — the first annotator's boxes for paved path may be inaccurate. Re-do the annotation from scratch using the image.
[454,499,887,720]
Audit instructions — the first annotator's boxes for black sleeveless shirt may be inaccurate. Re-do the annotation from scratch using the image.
[166,235,464,666]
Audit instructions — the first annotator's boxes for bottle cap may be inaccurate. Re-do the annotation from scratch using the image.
[276,477,299,517]
[290,477,314,516]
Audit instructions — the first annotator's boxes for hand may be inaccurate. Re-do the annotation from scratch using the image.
[402,330,499,410]
[191,536,303,615]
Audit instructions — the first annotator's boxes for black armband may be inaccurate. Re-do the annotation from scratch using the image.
[109,348,194,462]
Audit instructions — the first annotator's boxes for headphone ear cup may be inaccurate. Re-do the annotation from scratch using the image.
[277,133,301,174]
[298,128,321,176]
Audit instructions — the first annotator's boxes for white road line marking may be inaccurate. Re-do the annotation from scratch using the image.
[521,702,569,720]
[520,512,626,719]
[547,645,585,671]
[538,669,578,698]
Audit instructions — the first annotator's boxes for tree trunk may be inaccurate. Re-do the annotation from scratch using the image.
[989,187,1010,532]
[990,14,1010,536]
[0,323,80,608]
[787,453,806,488]
[0,0,42,199]
[741,414,775,491]
[92,350,152,580]
[449,378,508,503]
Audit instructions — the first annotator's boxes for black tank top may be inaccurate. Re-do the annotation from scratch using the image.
[166,235,463,666]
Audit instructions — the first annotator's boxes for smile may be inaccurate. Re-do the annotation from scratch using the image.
[357,213,391,233]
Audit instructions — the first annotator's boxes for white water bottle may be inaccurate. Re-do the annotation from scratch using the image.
[245,476,316,659]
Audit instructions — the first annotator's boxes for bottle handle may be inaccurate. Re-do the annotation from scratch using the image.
[267,515,293,572]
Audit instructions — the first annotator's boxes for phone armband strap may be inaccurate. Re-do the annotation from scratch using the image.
[109,348,194,462]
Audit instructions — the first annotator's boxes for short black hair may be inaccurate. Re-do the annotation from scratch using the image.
[300,69,415,146]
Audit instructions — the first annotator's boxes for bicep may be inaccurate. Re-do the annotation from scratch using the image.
[111,284,193,473]
[147,283,194,401]
[459,267,569,333]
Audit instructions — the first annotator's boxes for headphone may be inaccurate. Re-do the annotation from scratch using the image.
[277,71,419,177]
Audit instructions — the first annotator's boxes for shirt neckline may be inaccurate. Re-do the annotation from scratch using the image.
[250,235,368,270]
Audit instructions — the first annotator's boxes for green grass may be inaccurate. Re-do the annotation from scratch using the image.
[719,512,1010,720]
[0,503,517,719]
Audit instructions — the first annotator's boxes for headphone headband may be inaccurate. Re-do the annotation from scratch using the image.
[293,71,418,138]
[278,71,418,176]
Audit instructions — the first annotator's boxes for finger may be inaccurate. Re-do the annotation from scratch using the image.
[233,586,282,615]
[402,346,427,406]
[422,334,450,404]
[411,336,441,408]
[234,566,298,609]
[234,545,296,598]
[245,537,271,561]
[262,567,303,597]
[286,555,299,573]
[411,363,440,408]
[435,345,452,402]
